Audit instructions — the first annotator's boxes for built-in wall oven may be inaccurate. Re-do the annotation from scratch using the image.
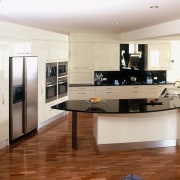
[46,78,57,102]
[58,76,67,98]
[58,61,68,76]
[46,62,57,78]
[46,63,57,102]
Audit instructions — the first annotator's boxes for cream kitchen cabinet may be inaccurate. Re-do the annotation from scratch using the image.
[68,86,96,100]
[69,43,94,71]
[117,84,173,99]
[45,96,68,120]
[31,40,47,124]
[59,41,69,60]
[94,43,119,70]
[124,86,146,99]
[31,39,69,122]
[69,42,119,84]
[31,40,47,58]
[146,43,171,70]
[0,42,9,146]
[45,101,59,120]
[69,42,120,71]
[68,84,174,101]
[95,86,121,99]
[143,84,174,98]
[47,41,61,61]
[9,39,32,56]
[95,85,146,99]
[69,42,95,84]
[46,41,69,61]
[69,71,94,84]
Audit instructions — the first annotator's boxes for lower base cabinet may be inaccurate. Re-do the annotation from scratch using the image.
[45,96,68,120]
[68,87,96,100]
[68,84,174,100]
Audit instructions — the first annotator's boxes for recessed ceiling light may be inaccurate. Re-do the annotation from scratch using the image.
[115,21,120,25]
[150,5,159,9]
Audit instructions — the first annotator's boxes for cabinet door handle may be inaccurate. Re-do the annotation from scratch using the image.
[1,94,5,105]
[41,85,43,94]
[133,90,138,93]
[78,92,86,94]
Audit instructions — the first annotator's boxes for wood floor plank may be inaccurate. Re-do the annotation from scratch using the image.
[1,112,180,179]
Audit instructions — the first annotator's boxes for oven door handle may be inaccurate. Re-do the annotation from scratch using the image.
[46,84,56,87]
[58,82,66,84]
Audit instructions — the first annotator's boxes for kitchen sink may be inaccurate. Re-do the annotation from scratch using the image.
[160,88,180,98]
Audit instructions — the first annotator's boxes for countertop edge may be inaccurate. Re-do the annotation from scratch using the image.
[69,82,174,87]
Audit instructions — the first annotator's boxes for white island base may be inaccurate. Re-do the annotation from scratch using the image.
[93,110,180,151]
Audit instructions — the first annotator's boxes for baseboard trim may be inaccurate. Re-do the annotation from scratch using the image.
[98,140,177,152]
[176,139,180,145]
[0,139,8,150]
[38,111,67,129]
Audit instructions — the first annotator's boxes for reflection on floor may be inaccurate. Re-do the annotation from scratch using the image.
[0,112,180,180]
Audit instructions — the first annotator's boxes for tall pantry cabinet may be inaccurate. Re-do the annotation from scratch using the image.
[0,39,9,148]
[69,42,119,84]
[31,39,69,125]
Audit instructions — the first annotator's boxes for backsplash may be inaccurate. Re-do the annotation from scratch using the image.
[94,69,166,86]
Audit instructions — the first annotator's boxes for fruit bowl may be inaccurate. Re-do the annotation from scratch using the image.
[88,97,101,104]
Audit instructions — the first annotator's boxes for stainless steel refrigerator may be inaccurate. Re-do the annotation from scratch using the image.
[9,56,38,142]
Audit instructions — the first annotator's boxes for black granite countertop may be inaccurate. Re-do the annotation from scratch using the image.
[69,83,94,87]
[52,97,180,114]
[69,82,174,87]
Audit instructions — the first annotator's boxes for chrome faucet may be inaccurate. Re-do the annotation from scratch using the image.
[174,81,180,88]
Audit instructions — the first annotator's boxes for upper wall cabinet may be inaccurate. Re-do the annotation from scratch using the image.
[70,43,94,71]
[46,41,69,61]
[69,42,120,84]
[9,40,32,56]
[69,42,119,72]
[31,40,48,59]
[146,43,171,70]
[94,43,119,70]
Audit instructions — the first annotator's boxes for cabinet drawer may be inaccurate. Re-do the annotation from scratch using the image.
[45,101,59,119]
[68,90,95,100]
[69,86,95,91]
[96,90,120,99]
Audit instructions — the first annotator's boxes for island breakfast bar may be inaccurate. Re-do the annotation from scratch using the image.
[52,95,180,150]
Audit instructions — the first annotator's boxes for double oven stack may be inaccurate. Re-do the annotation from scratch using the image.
[46,61,68,102]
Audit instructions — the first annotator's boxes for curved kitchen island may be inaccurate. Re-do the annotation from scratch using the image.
[52,95,180,150]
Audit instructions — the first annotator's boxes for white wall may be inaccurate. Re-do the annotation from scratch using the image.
[0,21,68,41]
[119,19,180,41]
[167,41,180,82]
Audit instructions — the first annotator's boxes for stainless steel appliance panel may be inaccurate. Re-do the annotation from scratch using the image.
[9,56,38,142]
[58,77,67,98]
[11,102,24,140]
[46,77,57,102]
[12,57,23,86]
[25,57,38,133]
[9,57,24,140]
[58,61,68,76]
[46,62,57,78]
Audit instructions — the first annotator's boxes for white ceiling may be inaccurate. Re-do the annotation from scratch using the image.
[0,0,180,35]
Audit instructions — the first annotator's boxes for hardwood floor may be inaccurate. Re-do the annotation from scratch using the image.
[1,112,180,180]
